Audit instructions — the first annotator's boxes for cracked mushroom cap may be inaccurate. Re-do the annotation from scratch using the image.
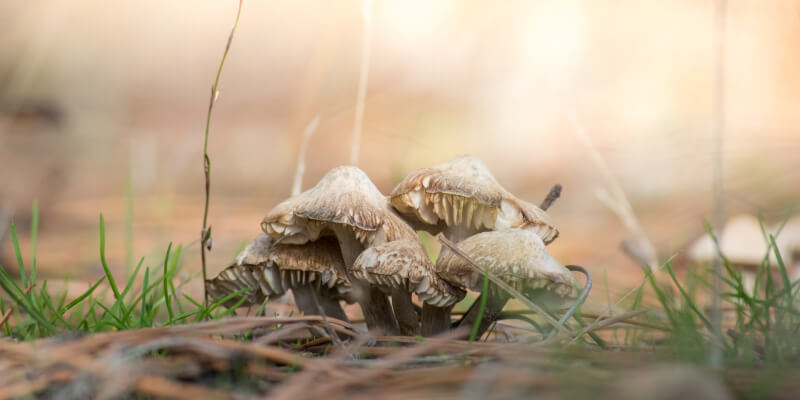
[207,235,352,307]
[436,229,579,300]
[390,155,558,243]
[261,166,416,248]
[350,239,466,307]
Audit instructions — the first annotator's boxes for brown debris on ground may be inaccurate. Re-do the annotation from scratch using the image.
[0,314,797,400]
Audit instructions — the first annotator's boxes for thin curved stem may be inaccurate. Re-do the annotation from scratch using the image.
[439,235,571,336]
[201,0,244,307]
[496,313,545,334]
[559,265,592,325]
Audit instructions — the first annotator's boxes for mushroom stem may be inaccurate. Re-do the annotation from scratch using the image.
[291,283,349,322]
[454,286,511,339]
[391,288,419,335]
[332,225,400,335]
[421,227,475,335]
[421,304,453,336]
[360,285,400,335]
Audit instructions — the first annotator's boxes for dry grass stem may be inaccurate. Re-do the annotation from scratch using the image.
[291,115,321,196]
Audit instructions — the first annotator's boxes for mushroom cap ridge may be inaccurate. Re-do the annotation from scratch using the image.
[351,239,466,307]
[262,166,417,246]
[207,235,352,306]
[390,155,558,243]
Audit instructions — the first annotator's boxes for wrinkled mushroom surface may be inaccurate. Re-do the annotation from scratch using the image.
[260,166,423,335]
[351,239,465,307]
[351,239,466,335]
[437,229,578,299]
[207,235,352,315]
[390,156,558,243]
[436,229,579,338]
[262,166,416,251]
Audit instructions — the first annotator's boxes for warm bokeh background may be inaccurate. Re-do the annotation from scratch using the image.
[1,0,799,306]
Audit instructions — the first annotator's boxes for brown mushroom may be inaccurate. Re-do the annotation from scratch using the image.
[261,166,420,335]
[390,156,560,334]
[390,155,558,243]
[350,239,465,335]
[207,234,352,321]
[436,229,580,338]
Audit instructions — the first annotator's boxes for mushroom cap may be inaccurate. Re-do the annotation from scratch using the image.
[772,217,800,267]
[261,166,416,247]
[689,214,777,268]
[207,235,352,307]
[435,229,579,299]
[235,232,273,266]
[350,239,466,307]
[389,155,558,243]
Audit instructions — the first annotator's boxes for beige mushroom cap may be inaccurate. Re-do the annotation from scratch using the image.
[390,155,558,243]
[436,229,579,299]
[689,214,777,268]
[772,217,800,267]
[350,239,466,307]
[261,166,416,247]
[207,235,352,306]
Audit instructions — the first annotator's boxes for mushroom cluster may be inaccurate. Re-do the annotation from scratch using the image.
[207,156,584,337]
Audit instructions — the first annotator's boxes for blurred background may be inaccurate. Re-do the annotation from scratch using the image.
[1,0,798,305]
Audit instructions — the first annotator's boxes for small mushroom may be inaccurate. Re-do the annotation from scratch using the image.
[690,214,781,293]
[436,229,580,338]
[261,166,420,335]
[207,234,352,321]
[390,155,558,243]
[350,239,465,335]
[772,217,800,281]
[390,156,560,334]
[207,233,274,307]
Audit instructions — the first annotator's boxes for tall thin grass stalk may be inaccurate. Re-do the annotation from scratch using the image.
[349,0,374,166]
[568,112,656,268]
[200,0,244,306]
[291,115,321,196]
[710,0,727,369]
[125,175,135,274]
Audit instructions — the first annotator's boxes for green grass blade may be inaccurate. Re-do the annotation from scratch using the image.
[30,201,39,285]
[0,263,53,334]
[98,214,120,299]
[665,263,714,333]
[61,276,106,314]
[198,288,251,320]
[139,267,151,327]
[9,220,27,288]
[125,176,134,274]
[163,242,174,323]
[769,235,791,297]
[645,267,677,328]
[183,294,202,308]
[121,257,145,301]
[469,267,490,343]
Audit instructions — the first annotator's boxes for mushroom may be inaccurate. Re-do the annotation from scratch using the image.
[772,217,800,281]
[436,229,580,338]
[207,234,352,321]
[689,214,781,294]
[390,155,558,243]
[350,239,466,335]
[390,155,559,334]
[261,166,422,335]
